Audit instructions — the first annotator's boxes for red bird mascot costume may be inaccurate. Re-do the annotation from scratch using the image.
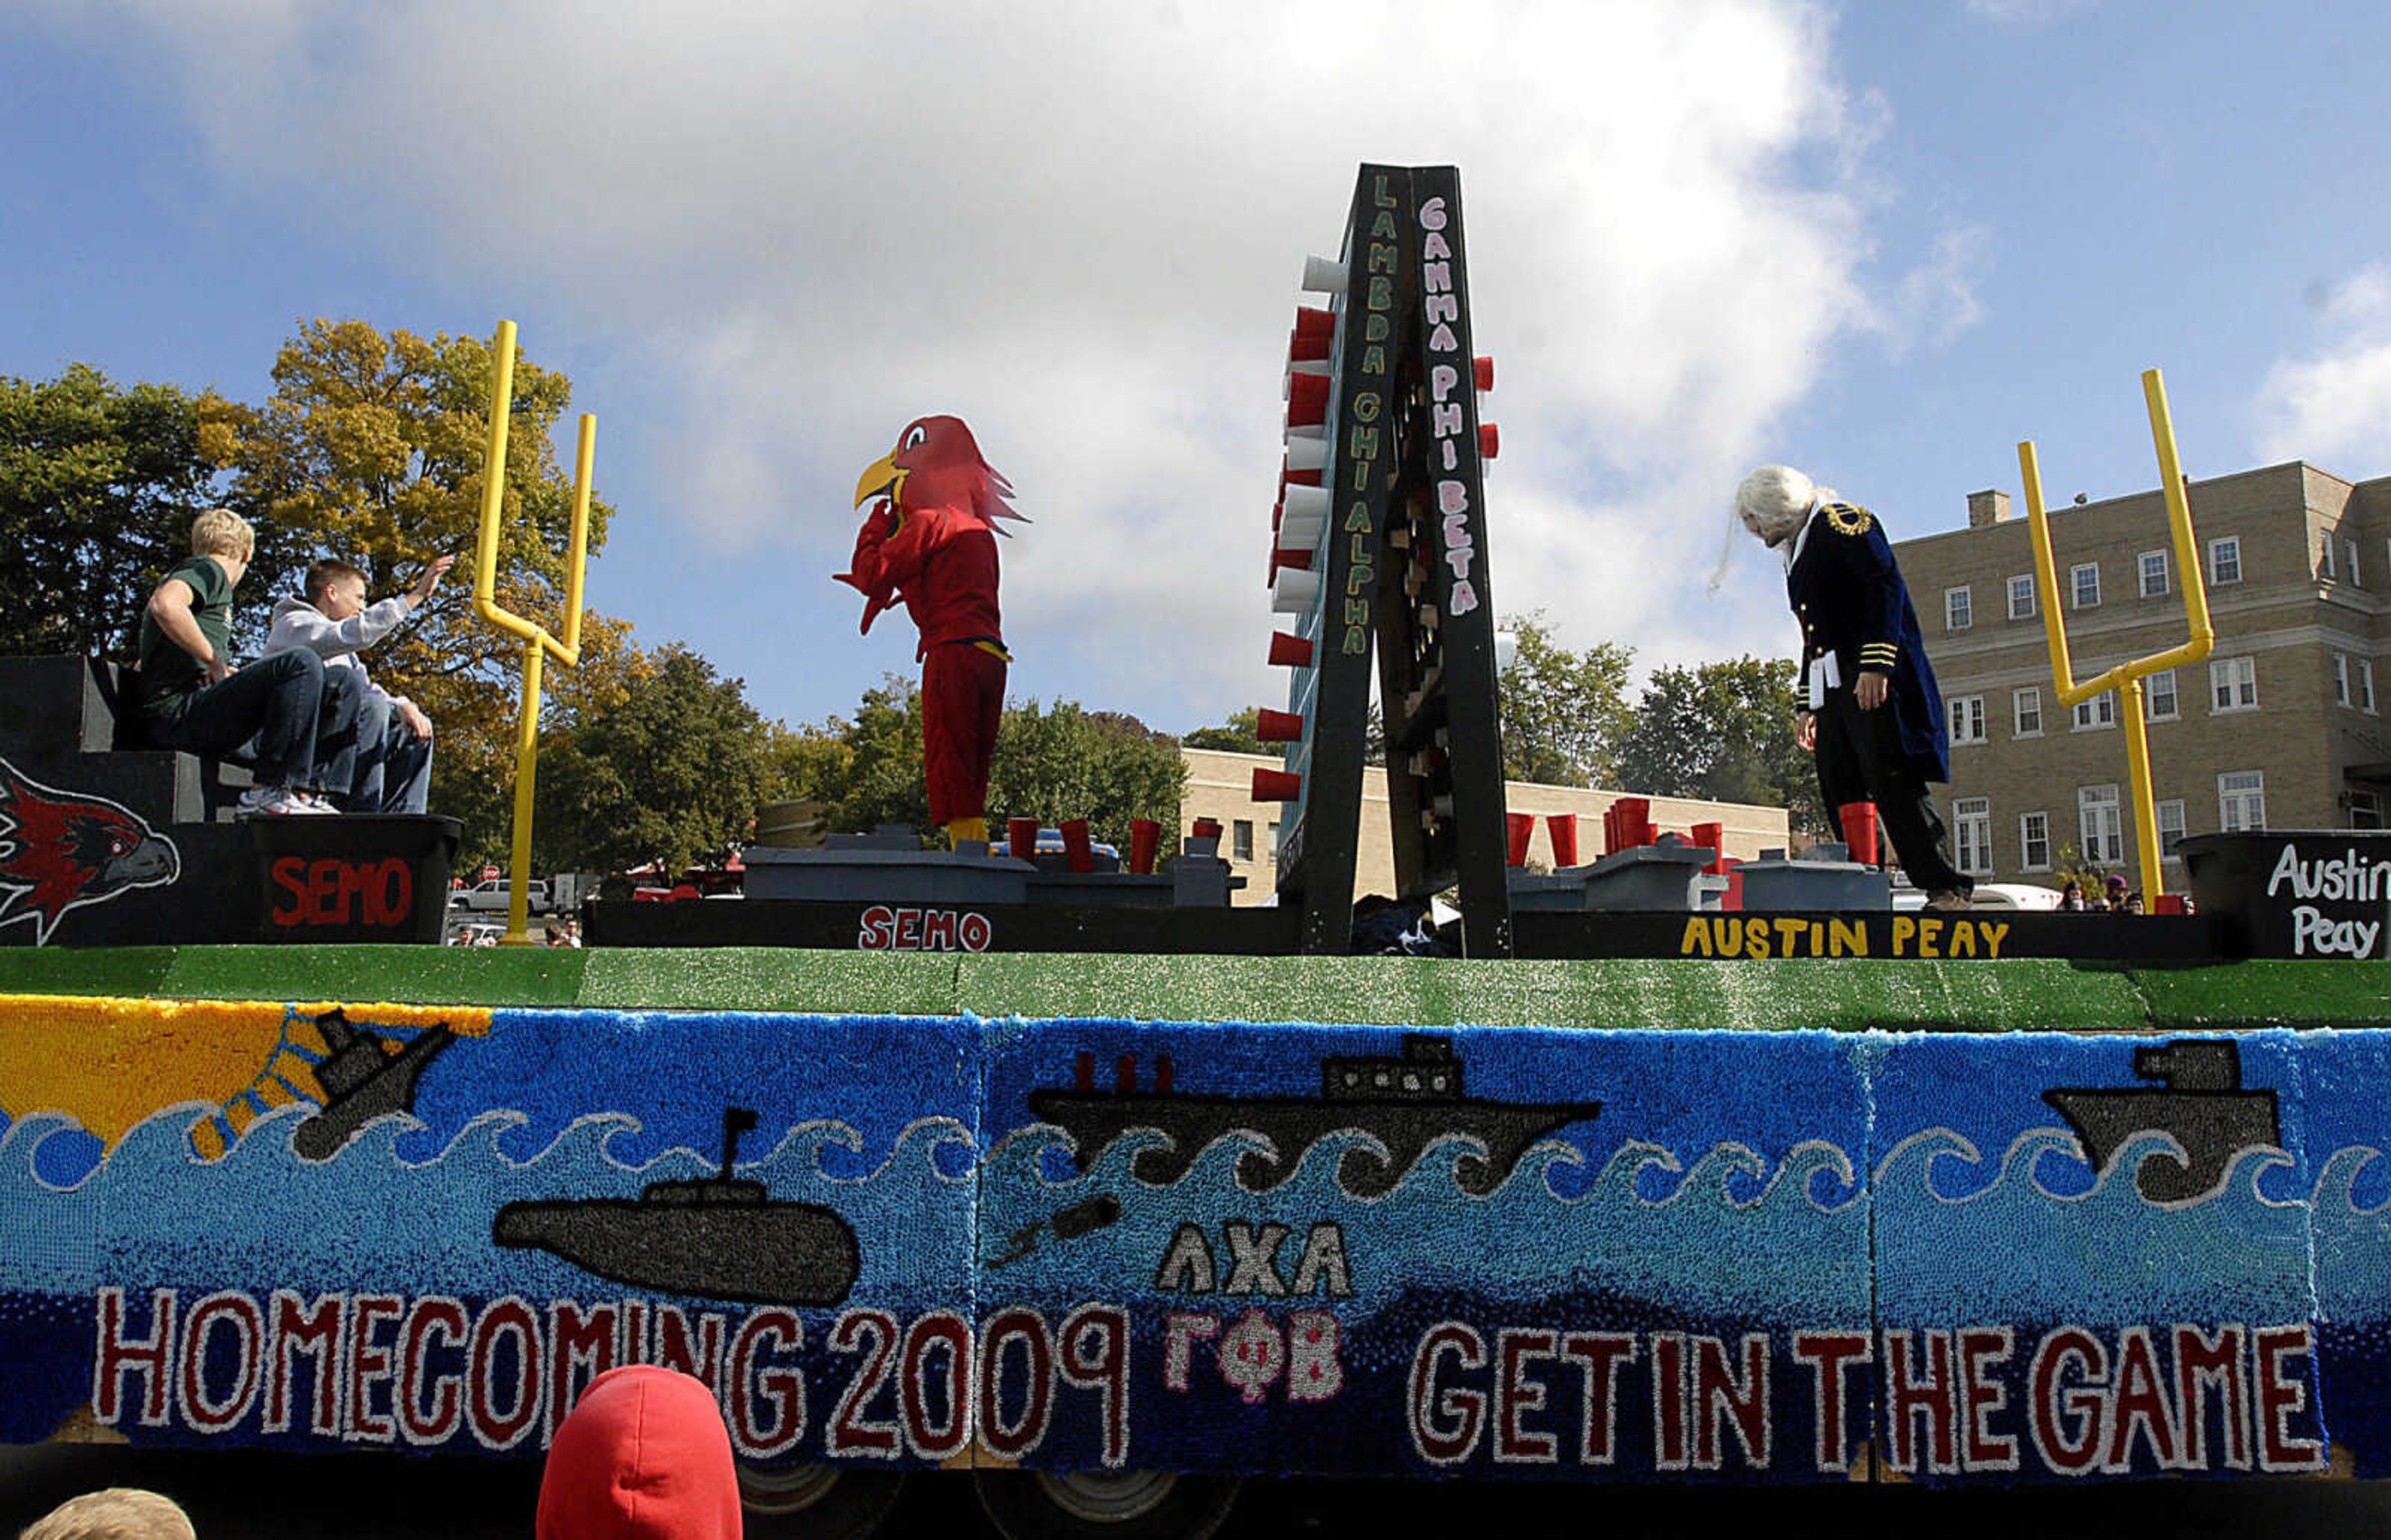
[837,415,1024,845]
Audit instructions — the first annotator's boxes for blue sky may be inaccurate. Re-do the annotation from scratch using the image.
[4,1,2388,738]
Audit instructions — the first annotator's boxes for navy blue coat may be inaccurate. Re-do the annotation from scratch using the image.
[1785,501,1951,784]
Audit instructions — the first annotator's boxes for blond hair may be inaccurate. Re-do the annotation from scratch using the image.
[188,509,253,561]
[19,1488,196,1540]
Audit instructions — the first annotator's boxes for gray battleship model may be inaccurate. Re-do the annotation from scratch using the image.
[493,1108,859,1306]
[2042,1039,2282,1203]
[293,1008,455,1160]
[1030,1034,1601,1198]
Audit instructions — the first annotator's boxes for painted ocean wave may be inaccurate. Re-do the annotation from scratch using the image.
[1875,1129,2315,1323]
[0,1102,976,1308]
[1874,1125,2304,1211]
[979,1124,1869,1320]
[2313,1145,2391,1322]
[989,1119,1864,1214]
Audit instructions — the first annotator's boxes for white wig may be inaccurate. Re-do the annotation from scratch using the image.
[1707,464,1834,591]
[1735,465,1829,546]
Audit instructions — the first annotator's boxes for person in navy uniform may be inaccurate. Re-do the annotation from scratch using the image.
[1735,466,1974,910]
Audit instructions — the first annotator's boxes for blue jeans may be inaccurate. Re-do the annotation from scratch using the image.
[149,652,361,794]
[347,690,435,814]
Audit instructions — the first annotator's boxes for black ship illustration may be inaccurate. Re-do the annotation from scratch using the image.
[293,1008,455,1160]
[1029,1034,1601,1198]
[2042,1040,2283,1203]
[492,1107,860,1307]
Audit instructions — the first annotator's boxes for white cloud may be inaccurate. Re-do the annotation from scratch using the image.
[78,0,1967,727]
[2253,264,2391,466]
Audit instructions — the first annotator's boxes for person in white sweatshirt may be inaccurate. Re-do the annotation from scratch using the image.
[264,553,454,813]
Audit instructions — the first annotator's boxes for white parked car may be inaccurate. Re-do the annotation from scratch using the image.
[1890,881,2063,911]
[448,878,550,914]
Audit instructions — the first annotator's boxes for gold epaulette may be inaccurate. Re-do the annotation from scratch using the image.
[1824,502,1873,537]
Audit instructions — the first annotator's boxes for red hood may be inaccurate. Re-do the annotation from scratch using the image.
[537,1366,743,1540]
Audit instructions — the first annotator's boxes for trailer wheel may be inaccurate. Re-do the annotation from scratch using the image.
[735,1462,906,1540]
[974,1468,1241,1540]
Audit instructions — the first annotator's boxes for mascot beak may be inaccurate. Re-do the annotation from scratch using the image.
[854,451,905,511]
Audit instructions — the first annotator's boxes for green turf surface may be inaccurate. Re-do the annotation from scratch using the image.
[3,947,2387,1031]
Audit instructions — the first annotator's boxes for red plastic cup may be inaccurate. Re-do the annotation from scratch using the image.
[1616,797,1652,848]
[1268,631,1314,668]
[1692,820,1724,873]
[1255,708,1305,743]
[1838,802,1880,866]
[1128,818,1161,875]
[1060,819,1095,873]
[1547,814,1579,868]
[1287,372,1330,426]
[1192,817,1223,840]
[1251,768,1302,801]
[1007,817,1039,863]
[2154,894,2186,915]
[1506,811,1534,867]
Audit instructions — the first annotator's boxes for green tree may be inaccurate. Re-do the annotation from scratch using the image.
[1182,707,1267,755]
[225,319,620,858]
[989,701,1187,848]
[821,677,935,836]
[1616,655,1823,836]
[0,364,247,658]
[1497,611,1636,787]
[782,682,1188,848]
[534,645,776,878]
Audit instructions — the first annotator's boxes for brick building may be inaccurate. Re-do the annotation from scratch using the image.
[1890,461,2391,890]
[1181,747,1788,904]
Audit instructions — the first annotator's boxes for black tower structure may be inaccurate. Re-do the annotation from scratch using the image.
[1257,165,1511,957]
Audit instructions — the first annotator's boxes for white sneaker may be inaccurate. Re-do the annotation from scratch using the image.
[290,791,341,815]
[237,786,316,817]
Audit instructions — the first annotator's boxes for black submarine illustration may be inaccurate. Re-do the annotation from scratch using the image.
[493,1107,860,1307]
[293,1008,455,1160]
[1029,1034,1601,1198]
[2042,1039,2283,1203]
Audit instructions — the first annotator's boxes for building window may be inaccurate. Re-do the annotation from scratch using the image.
[2319,537,2337,580]
[2072,690,2117,731]
[1945,586,1972,631]
[2353,790,2387,831]
[2219,771,2266,833]
[2336,653,2353,708]
[1948,695,1987,746]
[2019,810,2052,872]
[1953,798,1992,876]
[1266,821,1280,855]
[2007,574,2035,621]
[2209,536,2242,585]
[2146,668,2178,721]
[2138,550,2170,598]
[2156,799,2186,859]
[2014,687,2042,738]
[2364,659,2379,714]
[2080,784,2123,865]
[2210,655,2258,712]
[2071,562,2101,609]
[2349,538,2362,587]
[1233,819,1254,861]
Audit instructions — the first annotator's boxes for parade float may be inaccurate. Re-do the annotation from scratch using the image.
[2,167,2387,1540]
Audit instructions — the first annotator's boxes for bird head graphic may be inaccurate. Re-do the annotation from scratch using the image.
[0,757,180,944]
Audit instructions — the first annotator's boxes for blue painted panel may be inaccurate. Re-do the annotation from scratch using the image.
[1869,1031,2324,1481]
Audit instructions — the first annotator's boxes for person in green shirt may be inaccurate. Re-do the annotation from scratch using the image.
[134,509,361,816]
